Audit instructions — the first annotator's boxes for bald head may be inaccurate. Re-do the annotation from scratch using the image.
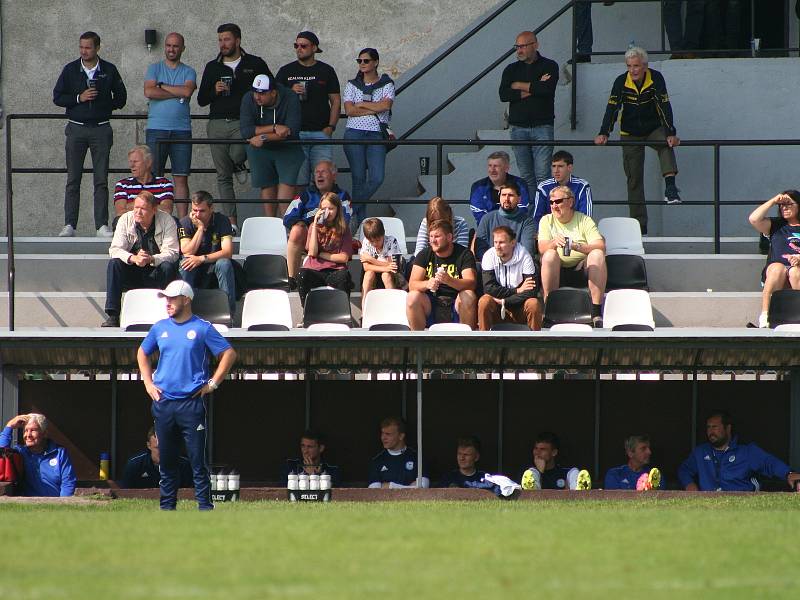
[164,32,185,63]
[515,31,539,62]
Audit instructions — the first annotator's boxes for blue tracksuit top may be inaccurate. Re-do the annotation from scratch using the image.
[469,174,531,225]
[678,437,791,491]
[0,427,77,497]
[532,175,593,231]
[283,185,352,229]
[604,464,665,490]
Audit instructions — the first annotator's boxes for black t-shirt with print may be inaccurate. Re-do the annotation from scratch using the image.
[275,61,341,131]
[413,243,476,299]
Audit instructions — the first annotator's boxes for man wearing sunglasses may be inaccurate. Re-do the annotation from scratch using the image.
[276,32,341,190]
[537,185,607,327]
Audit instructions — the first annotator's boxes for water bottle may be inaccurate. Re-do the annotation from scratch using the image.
[320,474,332,490]
[99,452,110,480]
[287,473,298,490]
[227,471,240,491]
[298,473,309,490]
[309,474,320,490]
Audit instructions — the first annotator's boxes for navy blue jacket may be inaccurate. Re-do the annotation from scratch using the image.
[283,185,352,228]
[678,437,791,491]
[53,58,127,123]
[368,447,425,486]
[121,450,192,489]
[439,469,483,488]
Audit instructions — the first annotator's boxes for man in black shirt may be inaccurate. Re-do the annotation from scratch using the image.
[197,23,272,232]
[407,219,478,330]
[276,32,341,189]
[499,31,558,192]
[439,436,484,488]
[177,191,236,315]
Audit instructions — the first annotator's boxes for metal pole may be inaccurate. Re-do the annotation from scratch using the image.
[713,144,721,254]
[497,368,504,473]
[570,1,578,130]
[401,348,408,422]
[790,369,800,469]
[436,144,443,198]
[305,350,312,430]
[110,366,118,480]
[691,371,698,450]
[5,116,15,331]
[416,347,423,485]
[785,0,791,54]
[660,0,666,53]
[594,367,601,480]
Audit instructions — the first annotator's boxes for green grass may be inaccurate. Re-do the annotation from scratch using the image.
[3,495,799,599]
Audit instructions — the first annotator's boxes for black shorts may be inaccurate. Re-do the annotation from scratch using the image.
[560,265,588,288]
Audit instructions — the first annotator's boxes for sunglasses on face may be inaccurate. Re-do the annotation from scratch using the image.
[356,58,374,64]
[294,43,311,49]
[550,197,570,205]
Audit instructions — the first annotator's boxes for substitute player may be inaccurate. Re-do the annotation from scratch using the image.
[137,280,236,510]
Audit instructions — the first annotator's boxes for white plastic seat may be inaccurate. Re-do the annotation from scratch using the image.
[774,324,800,332]
[361,289,410,330]
[307,323,351,331]
[241,290,293,331]
[603,289,655,331]
[357,216,410,256]
[428,323,472,332]
[598,217,645,256]
[239,217,288,256]
[120,289,168,331]
[549,323,593,332]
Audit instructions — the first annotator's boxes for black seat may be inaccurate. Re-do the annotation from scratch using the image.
[768,289,800,328]
[606,254,648,291]
[247,323,290,332]
[369,323,411,331]
[192,289,231,326]
[244,254,290,292]
[611,324,654,332]
[303,287,352,328]
[490,323,530,331]
[543,288,592,327]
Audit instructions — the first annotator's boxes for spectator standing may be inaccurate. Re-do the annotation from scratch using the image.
[414,197,470,256]
[296,192,353,304]
[0,413,76,497]
[276,32,341,188]
[368,417,429,489]
[342,48,395,224]
[664,1,707,58]
[53,31,127,238]
[360,217,406,298]
[499,31,558,192]
[144,32,197,218]
[113,145,174,226]
[595,46,680,235]
[122,426,192,489]
[532,150,593,231]
[474,181,536,261]
[603,435,663,491]
[197,23,272,232]
[469,151,531,225]
[239,74,304,217]
[178,191,236,316]
[748,191,800,328]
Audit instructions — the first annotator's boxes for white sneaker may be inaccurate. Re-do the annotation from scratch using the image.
[96,225,113,238]
[58,224,75,237]
[758,312,769,328]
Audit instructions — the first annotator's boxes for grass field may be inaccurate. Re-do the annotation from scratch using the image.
[3,495,799,599]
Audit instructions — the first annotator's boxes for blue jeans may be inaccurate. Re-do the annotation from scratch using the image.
[510,124,554,191]
[298,130,334,186]
[179,258,236,315]
[343,128,386,223]
[146,129,192,177]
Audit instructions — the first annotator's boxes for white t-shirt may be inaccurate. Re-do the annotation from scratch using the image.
[223,57,242,72]
[361,235,403,260]
[343,80,395,131]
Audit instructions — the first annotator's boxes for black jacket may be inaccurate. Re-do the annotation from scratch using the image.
[197,50,273,119]
[53,58,127,123]
[498,53,559,127]
[599,68,676,137]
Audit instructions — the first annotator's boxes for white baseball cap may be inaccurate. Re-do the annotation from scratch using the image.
[158,280,194,300]
[252,74,271,92]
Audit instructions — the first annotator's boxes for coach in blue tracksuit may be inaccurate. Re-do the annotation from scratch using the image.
[678,411,800,492]
[137,281,236,510]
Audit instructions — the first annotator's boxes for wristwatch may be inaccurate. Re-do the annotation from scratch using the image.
[207,378,219,391]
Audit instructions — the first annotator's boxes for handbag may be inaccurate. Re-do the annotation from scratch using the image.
[375,116,398,153]
[0,447,24,495]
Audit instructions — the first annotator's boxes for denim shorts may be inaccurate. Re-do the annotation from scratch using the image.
[146,129,192,176]
[246,144,305,188]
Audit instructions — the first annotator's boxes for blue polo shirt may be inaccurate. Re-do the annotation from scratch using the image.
[140,315,231,400]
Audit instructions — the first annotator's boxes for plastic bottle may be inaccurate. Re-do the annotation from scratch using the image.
[99,452,110,480]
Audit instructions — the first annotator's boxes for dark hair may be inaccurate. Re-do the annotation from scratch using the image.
[706,410,733,428]
[301,429,325,446]
[499,181,521,197]
[217,23,242,39]
[380,416,406,434]
[191,190,214,206]
[552,150,574,165]
[492,225,516,241]
[781,190,800,206]
[428,219,453,236]
[457,435,482,453]
[426,196,453,226]
[355,47,380,80]
[80,31,101,48]
[535,431,560,450]
[624,434,649,454]
[362,217,385,241]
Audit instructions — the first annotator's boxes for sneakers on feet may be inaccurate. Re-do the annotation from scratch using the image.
[58,224,75,237]
[664,184,682,204]
[288,276,298,292]
[576,469,592,490]
[592,316,603,329]
[521,468,541,490]
[758,311,769,328]
[101,315,119,327]
[233,161,249,185]
[96,225,113,237]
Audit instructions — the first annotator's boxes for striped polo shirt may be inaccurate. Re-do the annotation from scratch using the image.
[114,175,174,205]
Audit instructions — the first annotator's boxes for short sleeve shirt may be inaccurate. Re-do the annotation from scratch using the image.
[361,235,402,260]
[343,80,394,131]
[275,60,340,131]
[303,227,353,271]
[767,217,800,267]
[538,212,603,268]
[114,176,174,206]
[412,243,477,299]
[140,315,231,400]
[145,61,196,130]
[178,212,233,256]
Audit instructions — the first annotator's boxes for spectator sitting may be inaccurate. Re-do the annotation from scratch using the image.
[679,410,800,492]
[368,417,429,489]
[407,219,478,330]
[603,435,663,491]
[531,150,593,232]
[284,429,341,488]
[748,191,800,328]
[538,186,607,327]
[122,426,192,489]
[0,413,76,497]
[474,181,536,261]
[240,73,304,218]
[439,436,484,488]
[296,191,353,304]
[102,191,179,327]
[478,225,542,331]
[414,196,470,257]
[113,145,175,229]
[283,160,352,287]
[520,431,591,490]
[360,217,407,299]
[469,151,531,225]
[177,191,236,315]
